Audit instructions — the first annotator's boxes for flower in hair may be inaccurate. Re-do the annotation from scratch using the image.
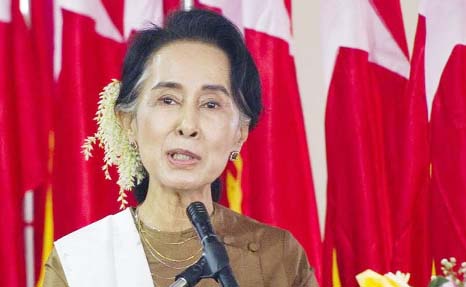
[82,79,145,209]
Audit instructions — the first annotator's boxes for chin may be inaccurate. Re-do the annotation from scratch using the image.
[154,167,221,191]
[162,177,207,191]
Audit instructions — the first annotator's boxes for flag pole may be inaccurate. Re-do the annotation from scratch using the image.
[181,0,194,11]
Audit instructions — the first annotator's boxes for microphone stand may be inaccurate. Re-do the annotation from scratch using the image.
[169,257,207,287]
[169,202,239,287]
[169,255,238,287]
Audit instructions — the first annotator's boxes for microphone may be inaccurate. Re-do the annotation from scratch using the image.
[186,202,239,287]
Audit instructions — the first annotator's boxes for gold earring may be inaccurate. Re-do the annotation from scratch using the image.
[229,151,239,161]
[128,131,137,149]
[130,140,138,150]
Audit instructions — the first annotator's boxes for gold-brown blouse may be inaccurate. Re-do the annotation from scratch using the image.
[44,203,318,287]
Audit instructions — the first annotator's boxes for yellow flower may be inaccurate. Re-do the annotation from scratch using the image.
[356,269,411,287]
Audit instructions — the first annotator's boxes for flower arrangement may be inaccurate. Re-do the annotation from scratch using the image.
[356,269,411,287]
[82,79,145,209]
[356,258,466,287]
[430,258,466,287]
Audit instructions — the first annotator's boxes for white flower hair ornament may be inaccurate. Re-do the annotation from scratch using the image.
[82,79,145,209]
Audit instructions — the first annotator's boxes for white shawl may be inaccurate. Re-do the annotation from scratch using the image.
[55,209,153,287]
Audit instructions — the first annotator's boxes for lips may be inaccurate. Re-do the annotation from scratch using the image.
[166,149,201,167]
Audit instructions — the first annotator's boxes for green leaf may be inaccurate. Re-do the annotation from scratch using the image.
[429,277,450,287]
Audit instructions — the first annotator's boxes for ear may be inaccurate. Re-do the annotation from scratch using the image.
[117,110,137,141]
[234,122,249,151]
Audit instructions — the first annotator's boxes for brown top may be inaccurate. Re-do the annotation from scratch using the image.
[44,203,318,287]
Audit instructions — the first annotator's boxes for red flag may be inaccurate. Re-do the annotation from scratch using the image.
[321,0,412,285]
[52,0,163,238]
[196,0,322,282]
[0,3,25,284]
[0,0,47,285]
[390,11,431,287]
[29,0,56,282]
[423,0,466,270]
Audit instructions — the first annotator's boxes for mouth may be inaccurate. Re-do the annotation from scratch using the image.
[166,149,201,167]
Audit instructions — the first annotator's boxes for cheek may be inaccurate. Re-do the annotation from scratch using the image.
[135,110,176,161]
[136,108,176,137]
[201,114,240,151]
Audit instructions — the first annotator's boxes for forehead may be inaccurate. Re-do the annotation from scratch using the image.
[145,41,231,88]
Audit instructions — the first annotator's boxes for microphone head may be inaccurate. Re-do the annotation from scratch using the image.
[186,201,209,224]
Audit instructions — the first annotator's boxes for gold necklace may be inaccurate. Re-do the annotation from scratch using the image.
[140,228,198,245]
[140,231,203,263]
[143,240,200,270]
[134,208,203,268]
[135,207,199,244]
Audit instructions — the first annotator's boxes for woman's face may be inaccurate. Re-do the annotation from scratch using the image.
[131,41,248,191]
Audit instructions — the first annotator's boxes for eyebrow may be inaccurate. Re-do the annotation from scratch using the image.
[151,81,182,90]
[201,84,230,97]
[151,81,230,97]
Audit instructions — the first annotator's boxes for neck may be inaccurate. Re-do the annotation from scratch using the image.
[137,180,214,232]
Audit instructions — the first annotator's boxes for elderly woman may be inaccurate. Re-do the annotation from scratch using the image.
[44,9,318,287]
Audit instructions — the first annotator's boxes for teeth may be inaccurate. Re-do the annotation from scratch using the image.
[172,153,193,161]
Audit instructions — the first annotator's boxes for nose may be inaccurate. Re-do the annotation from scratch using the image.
[176,106,200,138]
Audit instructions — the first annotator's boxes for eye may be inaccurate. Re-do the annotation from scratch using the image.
[158,96,178,105]
[202,101,220,109]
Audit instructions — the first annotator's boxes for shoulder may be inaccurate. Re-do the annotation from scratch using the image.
[51,208,152,287]
[54,208,137,273]
[213,204,288,241]
[55,208,133,249]
[213,204,317,286]
[53,209,134,273]
[43,247,68,287]
[213,203,300,249]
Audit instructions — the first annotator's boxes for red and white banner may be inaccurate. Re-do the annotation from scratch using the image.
[320,0,427,285]
[52,0,163,239]
[421,0,466,272]
[392,4,432,286]
[0,0,48,285]
[0,2,25,285]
